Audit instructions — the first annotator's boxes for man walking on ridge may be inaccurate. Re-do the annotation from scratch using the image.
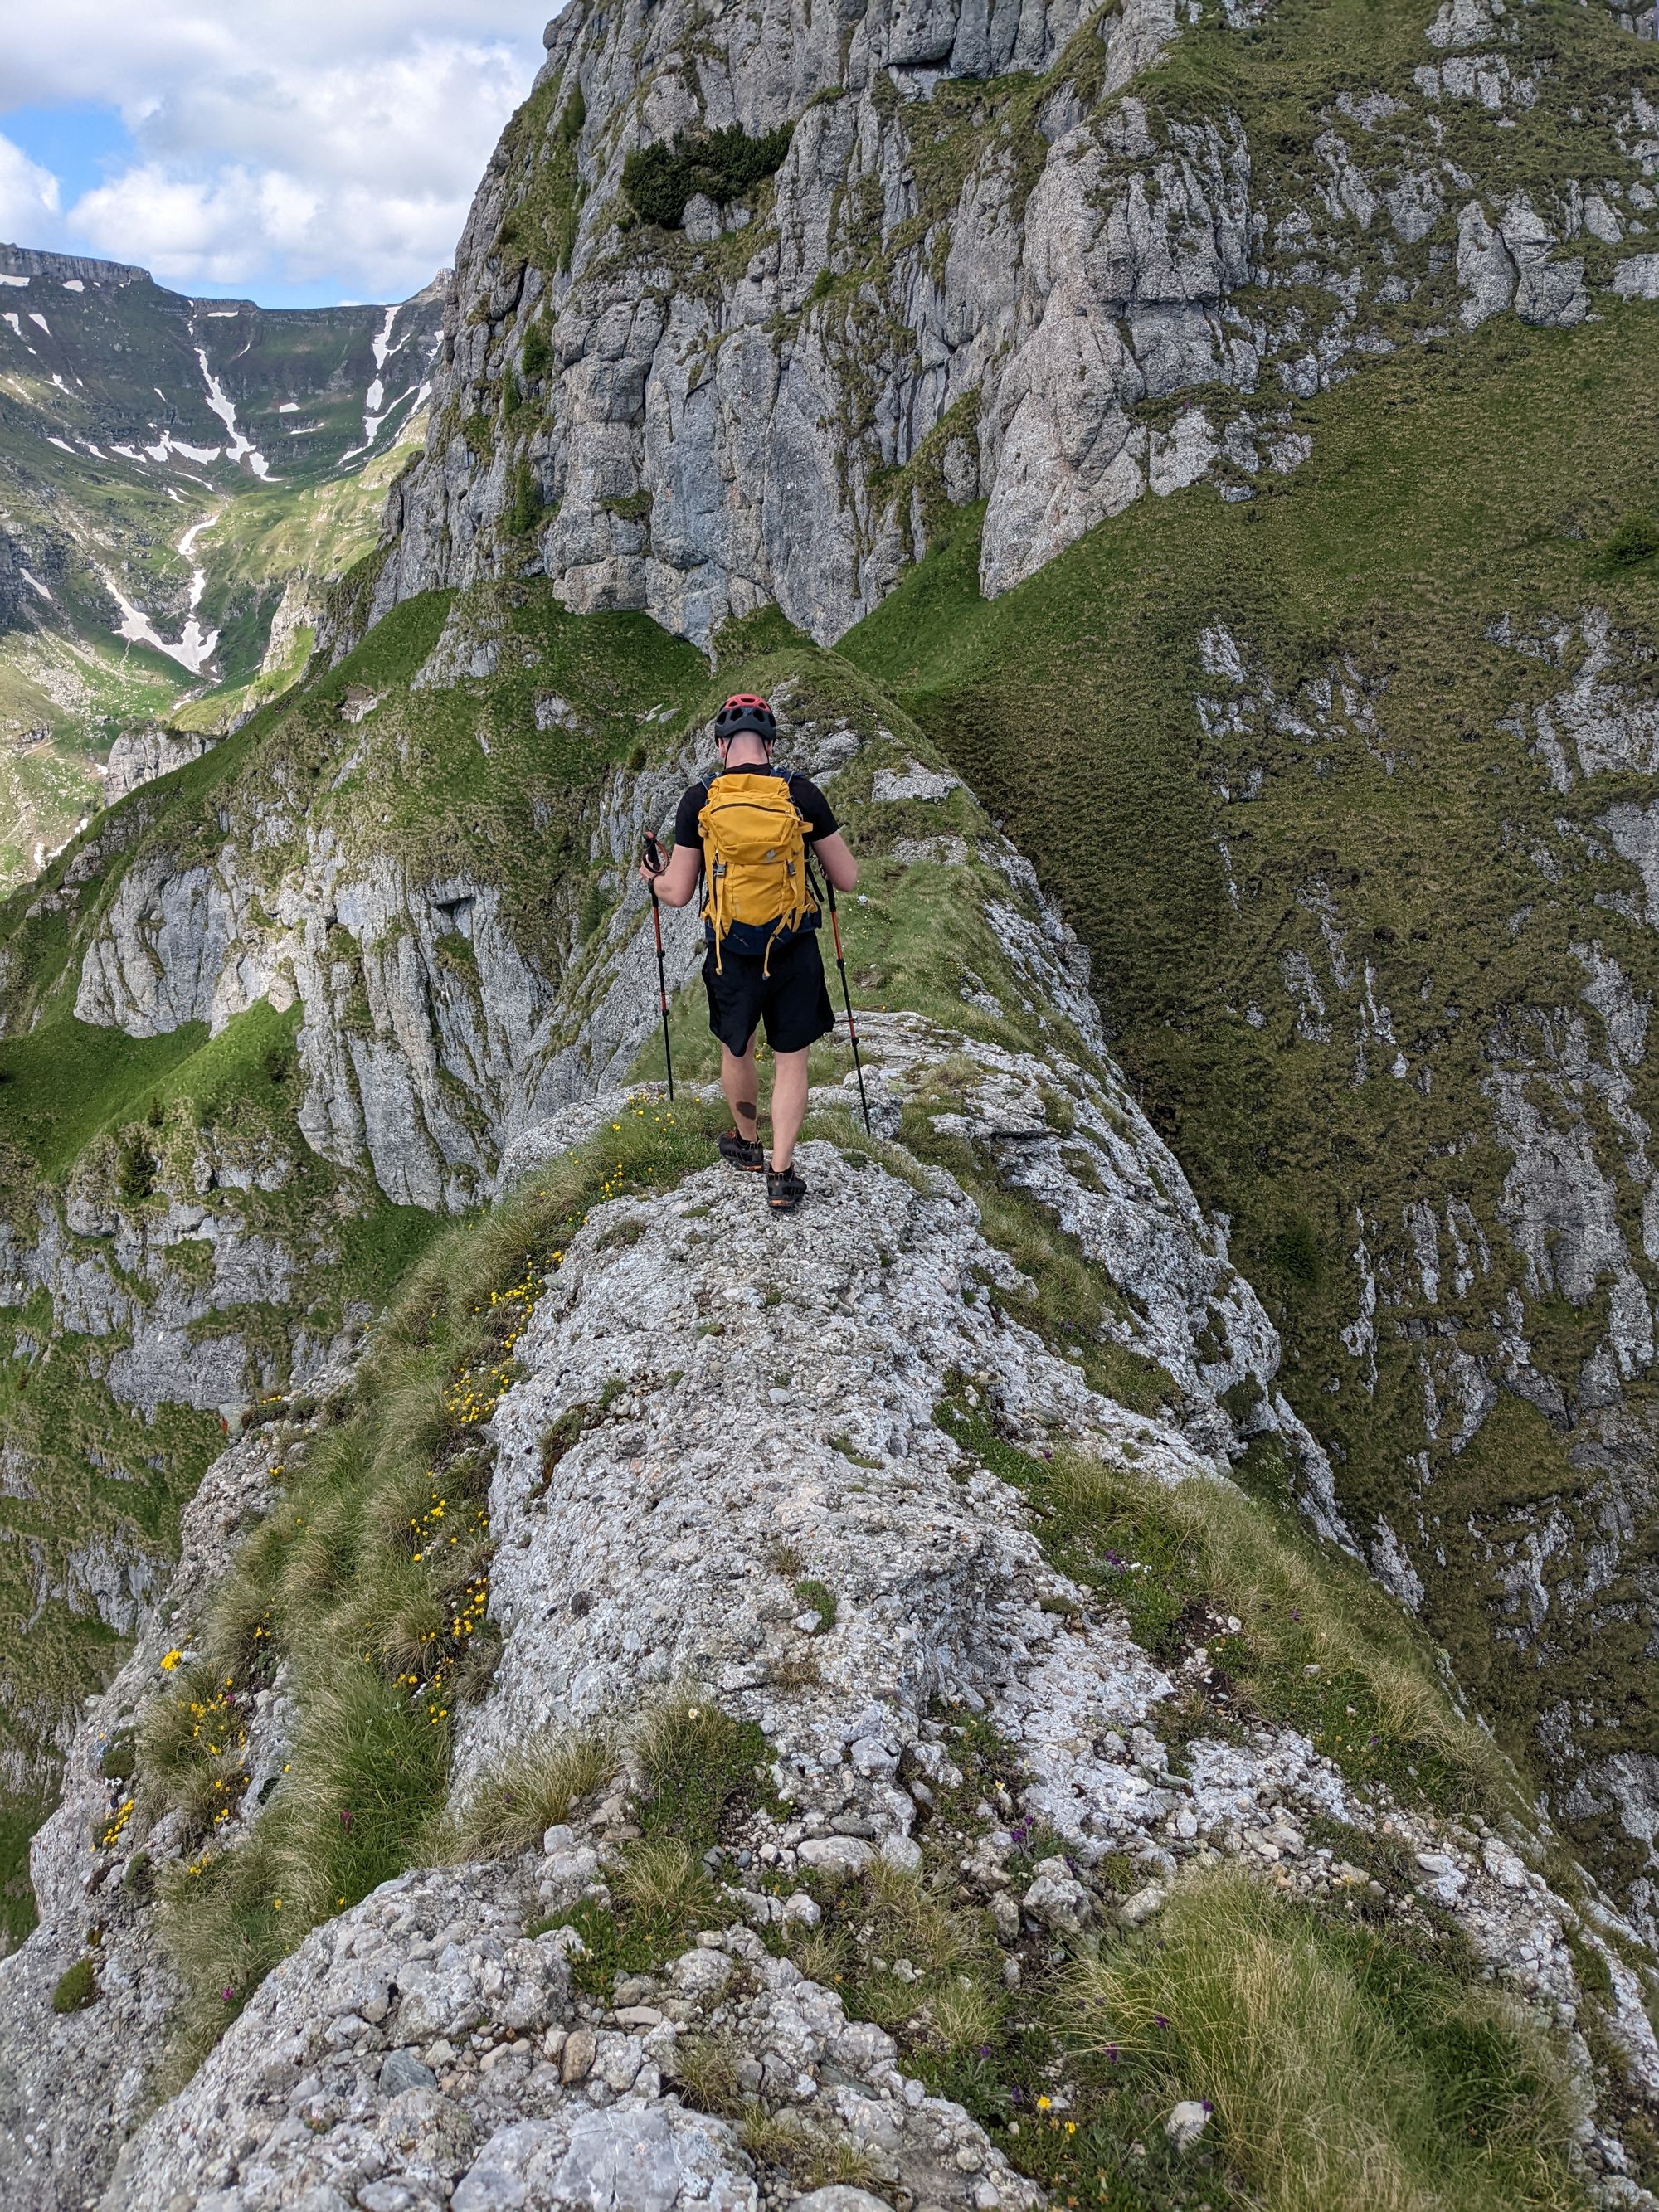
[640,693,858,1214]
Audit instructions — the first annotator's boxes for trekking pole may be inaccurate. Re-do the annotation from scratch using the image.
[643,834,675,1101]
[820,871,872,1134]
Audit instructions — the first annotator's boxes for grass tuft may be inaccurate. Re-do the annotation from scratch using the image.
[734,2100,885,2189]
[632,1691,776,1841]
[673,2029,744,2112]
[1069,1863,1587,2212]
[613,1834,718,1927]
[435,1729,612,1861]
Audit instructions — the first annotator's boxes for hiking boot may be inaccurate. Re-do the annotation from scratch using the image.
[718,1126,766,1173]
[767,1163,807,1213]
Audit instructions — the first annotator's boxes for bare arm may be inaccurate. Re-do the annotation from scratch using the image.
[813,830,858,893]
[639,837,703,908]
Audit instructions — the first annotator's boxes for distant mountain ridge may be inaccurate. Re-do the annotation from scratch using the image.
[0,246,147,285]
[0,244,448,887]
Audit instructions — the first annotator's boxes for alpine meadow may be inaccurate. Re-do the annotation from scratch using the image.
[5,2,1659,2209]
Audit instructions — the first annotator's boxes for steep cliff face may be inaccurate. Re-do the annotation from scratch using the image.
[367,0,1657,649]
[820,280,1659,1942]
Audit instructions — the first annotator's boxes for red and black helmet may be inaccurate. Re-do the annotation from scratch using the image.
[713,693,777,743]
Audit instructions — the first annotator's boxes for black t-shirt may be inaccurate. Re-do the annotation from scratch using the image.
[671,766,839,853]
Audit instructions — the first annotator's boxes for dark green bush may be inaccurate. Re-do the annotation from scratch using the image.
[622,124,794,230]
[115,1132,156,1204]
[520,319,552,382]
[509,464,543,538]
[1596,511,1659,573]
[52,1958,96,2013]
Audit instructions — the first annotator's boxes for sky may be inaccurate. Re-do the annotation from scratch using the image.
[0,2,552,307]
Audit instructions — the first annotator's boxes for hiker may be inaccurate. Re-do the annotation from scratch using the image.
[640,693,858,1214]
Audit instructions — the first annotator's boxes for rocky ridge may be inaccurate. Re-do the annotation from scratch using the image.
[1,658,1656,2205]
[7,657,1339,1495]
[0,586,1357,1970]
[7,1071,1659,2209]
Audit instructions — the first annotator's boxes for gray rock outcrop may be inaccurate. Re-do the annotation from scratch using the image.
[100,723,216,809]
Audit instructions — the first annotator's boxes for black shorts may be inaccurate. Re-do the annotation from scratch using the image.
[703,930,835,1056]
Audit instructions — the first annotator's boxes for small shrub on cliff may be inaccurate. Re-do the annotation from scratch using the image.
[621,124,794,229]
[508,463,543,539]
[51,1958,96,2013]
[519,318,552,383]
[1594,510,1659,576]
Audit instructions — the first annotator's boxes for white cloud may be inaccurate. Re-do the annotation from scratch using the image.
[0,130,63,246]
[2,3,553,299]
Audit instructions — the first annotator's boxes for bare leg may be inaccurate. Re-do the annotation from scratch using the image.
[721,1037,760,1144]
[770,1048,810,1171]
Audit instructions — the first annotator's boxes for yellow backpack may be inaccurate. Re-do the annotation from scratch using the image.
[698,771,819,971]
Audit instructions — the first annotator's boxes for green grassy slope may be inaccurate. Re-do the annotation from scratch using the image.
[844,298,1659,1870]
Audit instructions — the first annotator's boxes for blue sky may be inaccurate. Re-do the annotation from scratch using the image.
[0,3,550,307]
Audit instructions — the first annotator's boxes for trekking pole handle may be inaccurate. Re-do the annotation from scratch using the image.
[643,832,664,878]
[824,874,849,972]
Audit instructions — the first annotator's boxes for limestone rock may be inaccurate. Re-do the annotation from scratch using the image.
[101,723,216,808]
[1021,1857,1092,1933]
[1165,2099,1209,2151]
